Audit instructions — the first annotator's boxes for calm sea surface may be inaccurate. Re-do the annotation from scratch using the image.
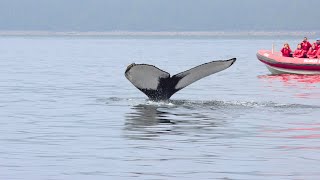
[0,36,320,180]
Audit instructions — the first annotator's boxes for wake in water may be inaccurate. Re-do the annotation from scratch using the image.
[101,97,320,110]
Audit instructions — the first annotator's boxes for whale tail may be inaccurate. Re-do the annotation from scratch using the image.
[125,58,236,100]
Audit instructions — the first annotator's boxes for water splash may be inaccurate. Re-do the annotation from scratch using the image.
[102,96,320,110]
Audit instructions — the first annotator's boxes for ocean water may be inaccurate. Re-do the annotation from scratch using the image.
[0,36,320,180]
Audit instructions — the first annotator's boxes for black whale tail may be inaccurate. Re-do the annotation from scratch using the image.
[125,58,236,101]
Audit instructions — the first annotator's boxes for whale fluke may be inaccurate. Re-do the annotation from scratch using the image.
[125,58,236,100]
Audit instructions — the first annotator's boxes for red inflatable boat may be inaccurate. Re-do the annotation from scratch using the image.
[257,50,320,74]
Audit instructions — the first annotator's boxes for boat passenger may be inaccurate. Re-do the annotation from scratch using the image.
[317,48,320,59]
[281,43,292,57]
[293,44,306,58]
[313,38,320,50]
[301,37,312,51]
[307,44,318,59]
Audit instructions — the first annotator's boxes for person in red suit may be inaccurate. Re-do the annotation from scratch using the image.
[301,37,312,51]
[314,38,320,50]
[293,44,306,58]
[307,44,318,59]
[281,43,292,57]
[317,48,320,58]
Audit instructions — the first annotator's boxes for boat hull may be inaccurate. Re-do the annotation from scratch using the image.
[257,50,320,75]
[265,64,320,75]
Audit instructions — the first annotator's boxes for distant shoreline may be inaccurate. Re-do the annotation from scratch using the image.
[0,31,318,37]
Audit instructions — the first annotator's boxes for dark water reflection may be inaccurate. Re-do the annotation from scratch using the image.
[123,100,251,141]
[126,104,174,125]
[124,103,219,140]
[124,104,174,140]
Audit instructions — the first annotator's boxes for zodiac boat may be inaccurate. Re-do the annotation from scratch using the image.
[257,50,320,74]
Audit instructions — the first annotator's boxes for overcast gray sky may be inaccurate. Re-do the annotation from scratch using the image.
[0,0,319,31]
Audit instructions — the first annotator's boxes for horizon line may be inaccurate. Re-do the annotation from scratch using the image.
[0,30,318,37]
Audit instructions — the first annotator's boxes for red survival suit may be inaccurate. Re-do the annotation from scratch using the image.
[281,47,292,57]
[301,41,312,51]
[307,48,318,58]
[313,42,320,50]
[293,49,306,58]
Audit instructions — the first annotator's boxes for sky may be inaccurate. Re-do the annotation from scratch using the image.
[0,0,319,31]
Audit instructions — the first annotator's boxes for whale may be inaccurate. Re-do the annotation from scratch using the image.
[125,58,236,101]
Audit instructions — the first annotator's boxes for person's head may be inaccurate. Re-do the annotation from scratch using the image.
[312,43,316,49]
[284,43,289,48]
[297,44,301,49]
[303,37,308,42]
[317,38,320,44]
